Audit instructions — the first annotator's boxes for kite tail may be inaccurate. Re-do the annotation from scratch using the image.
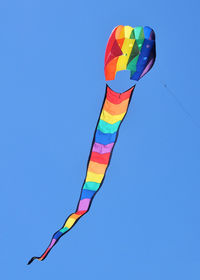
[28,85,135,264]
[27,210,88,264]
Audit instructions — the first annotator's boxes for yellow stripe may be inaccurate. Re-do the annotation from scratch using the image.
[124,26,133,38]
[86,171,104,183]
[116,38,135,71]
[64,216,76,228]
[100,109,125,124]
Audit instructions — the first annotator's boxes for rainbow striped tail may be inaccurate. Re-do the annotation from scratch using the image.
[28,85,135,264]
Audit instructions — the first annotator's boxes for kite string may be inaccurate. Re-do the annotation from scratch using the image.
[160,82,200,129]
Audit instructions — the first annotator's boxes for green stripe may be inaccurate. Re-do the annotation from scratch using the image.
[83,182,100,191]
[128,54,139,72]
[97,120,121,134]
[127,41,139,66]
[60,227,69,233]
[134,26,144,40]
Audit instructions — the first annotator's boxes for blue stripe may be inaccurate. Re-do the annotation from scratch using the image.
[53,231,63,239]
[95,129,117,145]
[144,26,152,39]
[131,39,154,80]
[81,189,96,199]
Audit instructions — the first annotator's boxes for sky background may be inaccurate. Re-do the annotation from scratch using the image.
[0,0,200,279]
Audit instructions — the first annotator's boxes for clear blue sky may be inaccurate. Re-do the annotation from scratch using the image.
[1,1,200,279]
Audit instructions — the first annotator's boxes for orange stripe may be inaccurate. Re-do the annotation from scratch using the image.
[88,161,107,174]
[70,213,81,219]
[104,57,119,81]
[103,98,129,115]
[115,25,124,39]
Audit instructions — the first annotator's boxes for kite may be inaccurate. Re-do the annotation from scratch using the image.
[28,25,156,264]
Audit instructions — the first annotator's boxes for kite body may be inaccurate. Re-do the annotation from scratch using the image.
[105,25,156,81]
[28,25,156,264]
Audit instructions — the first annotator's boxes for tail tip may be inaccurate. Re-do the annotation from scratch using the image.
[27,257,37,265]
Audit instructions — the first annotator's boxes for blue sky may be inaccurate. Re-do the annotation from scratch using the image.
[1,0,200,279]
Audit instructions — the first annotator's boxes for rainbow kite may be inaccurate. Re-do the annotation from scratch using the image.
[28,25,156,264]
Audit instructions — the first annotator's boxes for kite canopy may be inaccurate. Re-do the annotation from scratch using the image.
[104,25,156,81]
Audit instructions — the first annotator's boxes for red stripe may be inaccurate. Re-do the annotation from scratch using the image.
[106,86,134,104]
[40,248,50,260]
[90,152,110,165]
[75,210,87,215]
[105,40,122,66]
[104,26,118,65]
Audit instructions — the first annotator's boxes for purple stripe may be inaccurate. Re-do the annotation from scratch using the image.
[92,142,114,154]
[140,58,154,79]
[49,238,56,249]
[78,198,91,211]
